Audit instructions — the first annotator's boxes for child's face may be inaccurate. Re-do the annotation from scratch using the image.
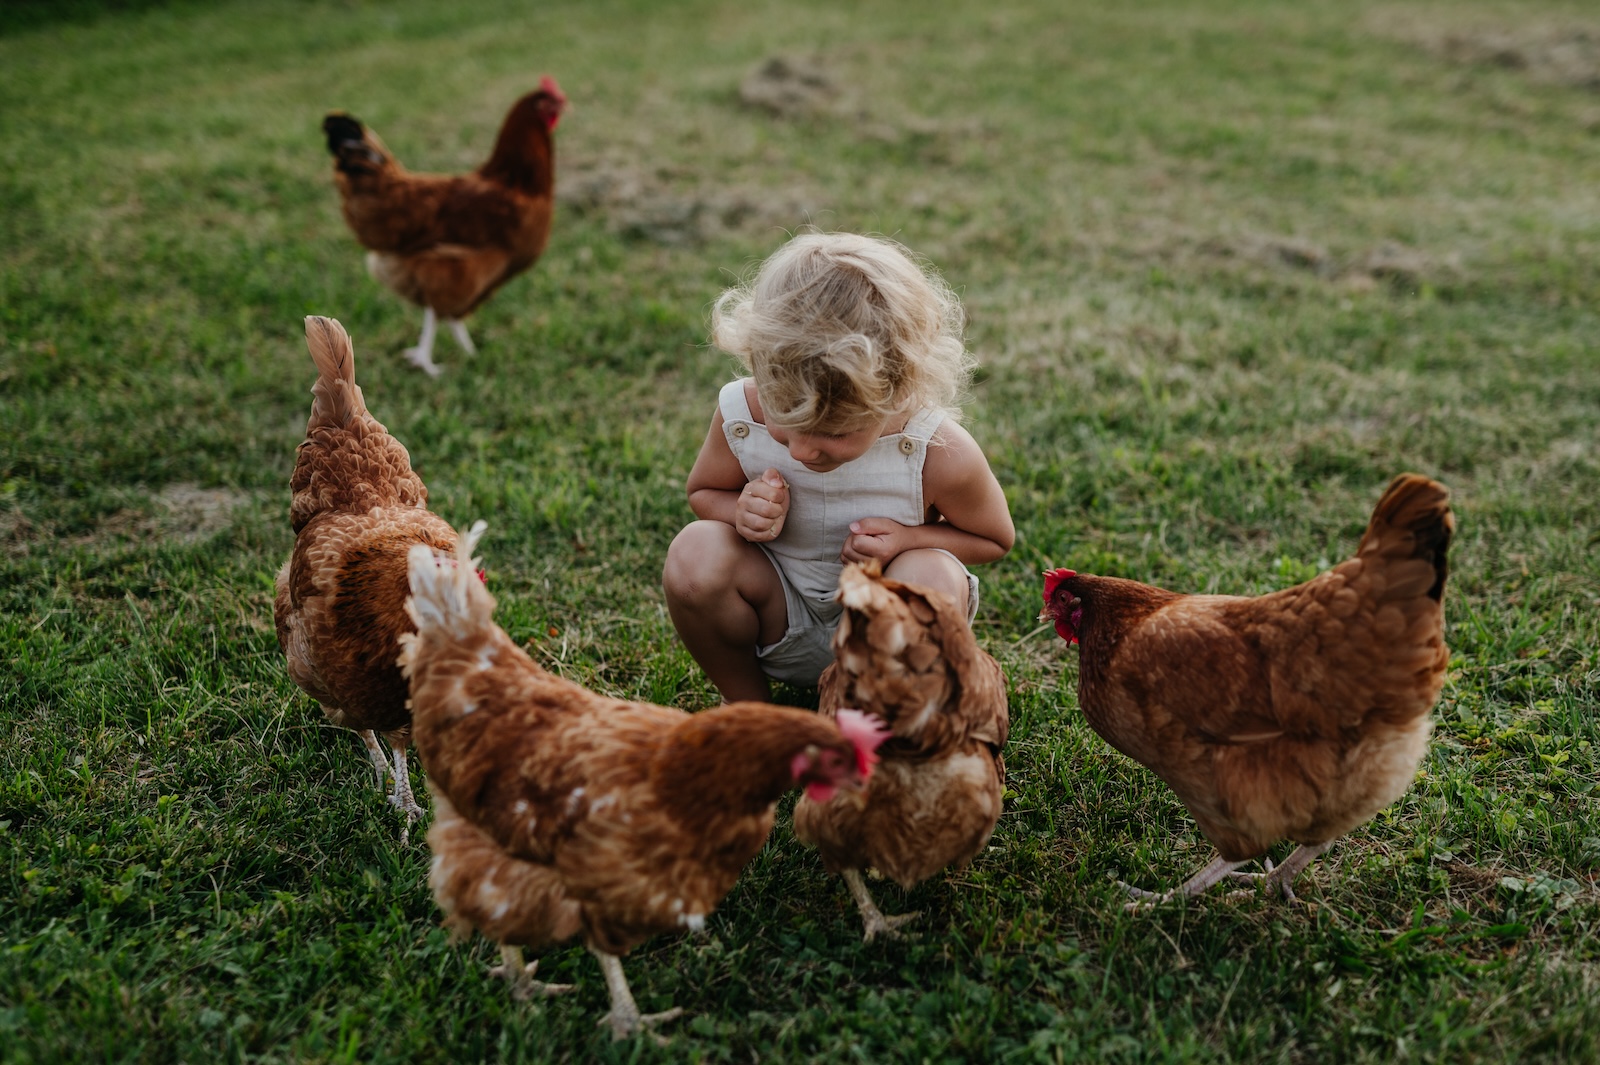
[768,417,892,474]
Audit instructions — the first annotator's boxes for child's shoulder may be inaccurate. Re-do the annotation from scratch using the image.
[717,378,766,425]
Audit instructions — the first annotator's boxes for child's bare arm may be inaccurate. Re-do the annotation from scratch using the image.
[686,409,790,541]
[841,421,1013,566]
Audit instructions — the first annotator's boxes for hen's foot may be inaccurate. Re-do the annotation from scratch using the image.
[386,746,425,845]
[861,909,922,942]
[403,346,443,377]
[490,949,575,1001]
[1119,854,1249,911]
[592,947,682,1043]
[600,1006,684,1042]
[841,868,918,941]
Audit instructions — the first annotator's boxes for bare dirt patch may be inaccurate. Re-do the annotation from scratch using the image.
[1194,231,1452,290]
[738,55,838,119]
[4,483,253,558]
[1372,10,1600,92]
[563,160,816,246]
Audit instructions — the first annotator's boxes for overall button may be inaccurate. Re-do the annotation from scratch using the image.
[899,437,916,454]
[730,422,750,439]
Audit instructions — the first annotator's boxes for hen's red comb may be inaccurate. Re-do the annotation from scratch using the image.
[539,74,566,103]
[1042,568,1077,603]
[834,709,890,776]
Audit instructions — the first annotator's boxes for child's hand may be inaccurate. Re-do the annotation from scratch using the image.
[736,469,790,542]
[840,517,909,564]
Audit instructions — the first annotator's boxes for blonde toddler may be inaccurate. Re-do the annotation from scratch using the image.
[662,232,1014,702]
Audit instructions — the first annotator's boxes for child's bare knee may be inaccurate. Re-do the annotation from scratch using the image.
[885,550,968,610]
[664,521,740,601]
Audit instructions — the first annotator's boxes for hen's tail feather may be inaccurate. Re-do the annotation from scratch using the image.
[323,112,388,174]
[1359,474,1454,602]
[406,519,491,641]
[303,315,365,431]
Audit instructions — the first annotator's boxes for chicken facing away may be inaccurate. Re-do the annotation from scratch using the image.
[399,523,889,1039]
[274,316,464,843]
[1041,474,1453,906]
[793,562,1009,940]
[323,76,566,376]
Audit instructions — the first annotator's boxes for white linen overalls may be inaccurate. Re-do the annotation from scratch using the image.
[718,378,980,685]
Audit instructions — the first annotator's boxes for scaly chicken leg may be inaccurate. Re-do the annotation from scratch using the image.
[1259,841,1332,901]
[841,868,921,941]
[1119,855,1262,910]
[445,318,476,356]
[591,947,683,1041]
[383,737,424,844]
[357,729,392,788]
[489,945,575,1001]
[404,307,443,377]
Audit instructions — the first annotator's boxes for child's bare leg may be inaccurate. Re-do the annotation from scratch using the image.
[884,550,971,617]
[663,521,788,703]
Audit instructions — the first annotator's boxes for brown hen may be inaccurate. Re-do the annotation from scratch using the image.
[793,561,1009,940]
[273,316,457,843]
[323,77,565,376]
[399,523,888,1039]
[1041,474,1453,905]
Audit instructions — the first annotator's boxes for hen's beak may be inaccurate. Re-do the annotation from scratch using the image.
[840,774,871,808]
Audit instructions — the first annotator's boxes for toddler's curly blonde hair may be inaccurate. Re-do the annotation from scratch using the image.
[711,231,975,434]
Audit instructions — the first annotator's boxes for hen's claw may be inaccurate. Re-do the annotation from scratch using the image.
[490,949,575,1001]
[861,909,922,942]
[841,867,918,941]
[600,1006,684,1042]
[403,347,443,377]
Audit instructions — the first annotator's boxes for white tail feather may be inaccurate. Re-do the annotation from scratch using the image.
[405,519,491,640]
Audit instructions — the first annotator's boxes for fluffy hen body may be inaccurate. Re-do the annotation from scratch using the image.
[273,316,457,842]
[794,561,1009,940]
[400,524,886,1038]
[323,77,565,376]
[1042,474,1454,904]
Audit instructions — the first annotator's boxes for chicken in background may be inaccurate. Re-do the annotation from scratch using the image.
[1041,474,1453,906]
[274,315,463,843]
[399,523,889,1039]
[793,561,1008,940]
[323,77,566,376]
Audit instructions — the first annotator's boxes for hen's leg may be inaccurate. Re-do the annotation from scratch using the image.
[841,868,920,941]
[1259,841,1332,901]
[404,307,442,377]
[1121,854,1248,910]
[357,730,391,788]
[489,944,575,1000]
[445,318,476,356]
[385,740,425,844]
[591,947,683,1041]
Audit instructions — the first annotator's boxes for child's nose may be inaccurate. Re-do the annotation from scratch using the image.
[788,438,822,462]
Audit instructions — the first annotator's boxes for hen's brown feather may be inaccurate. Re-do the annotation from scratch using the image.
[796,562,1009,888]
[273,317,456,736]
[1049,474,1452,864]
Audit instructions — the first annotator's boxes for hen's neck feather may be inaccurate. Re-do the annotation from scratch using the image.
[1073,576,1182,694]
[479,98,554,193]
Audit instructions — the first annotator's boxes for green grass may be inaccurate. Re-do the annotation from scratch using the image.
[3,0,1598,1060]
